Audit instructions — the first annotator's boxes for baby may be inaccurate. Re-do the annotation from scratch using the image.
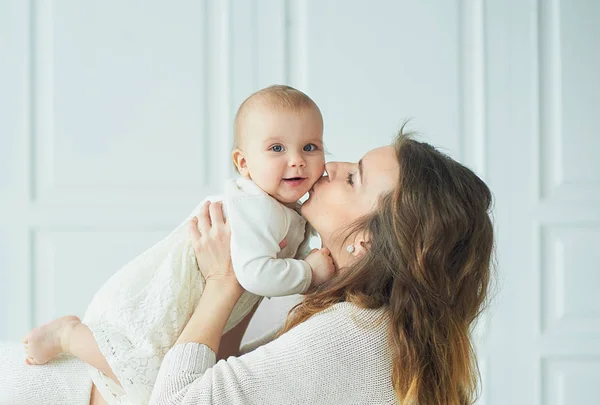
[22,85,334,405]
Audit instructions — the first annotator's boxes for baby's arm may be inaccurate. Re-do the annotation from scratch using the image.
[226,194,319,296]
[304,247,335,289]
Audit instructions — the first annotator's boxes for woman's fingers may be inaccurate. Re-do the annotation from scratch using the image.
[197,201,212,235]
[188,216,201,242]
[189,200,228,245]
[208,201,227,227]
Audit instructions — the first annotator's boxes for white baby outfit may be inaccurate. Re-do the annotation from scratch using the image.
[82,177,311,405]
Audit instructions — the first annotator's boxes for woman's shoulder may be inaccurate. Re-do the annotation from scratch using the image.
[317,301,389,318]
[235,303,396,404]
[278,302,391,348]
[312,301,388,323]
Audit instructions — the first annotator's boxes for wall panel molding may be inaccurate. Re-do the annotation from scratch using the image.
[539,223,600,337]
[537,0,562,202]
[285,0,308,91]
[537,0,600,202]
[206,0,234,182]
[459,0,487,178]
[31,1,212,205]
[542,357,600,405]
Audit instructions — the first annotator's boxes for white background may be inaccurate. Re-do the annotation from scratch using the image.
[1,1,599,404]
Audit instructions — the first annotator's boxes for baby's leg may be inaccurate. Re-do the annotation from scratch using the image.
[23,315,81,364]
[90,383,110,405]
[23,316,120,385]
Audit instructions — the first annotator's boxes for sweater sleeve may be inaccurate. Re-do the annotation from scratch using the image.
[147,304,393,405]
[226,193,312,297]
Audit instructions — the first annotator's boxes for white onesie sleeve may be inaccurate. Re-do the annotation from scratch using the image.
[225,179,312,297]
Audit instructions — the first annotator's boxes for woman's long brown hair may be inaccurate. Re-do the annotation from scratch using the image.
[279,128,494,404]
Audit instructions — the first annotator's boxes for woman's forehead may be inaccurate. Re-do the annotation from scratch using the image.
[362,146,396,171]
[361,146,399,191]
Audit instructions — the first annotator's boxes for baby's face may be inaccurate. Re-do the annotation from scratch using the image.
[236,107,325,204]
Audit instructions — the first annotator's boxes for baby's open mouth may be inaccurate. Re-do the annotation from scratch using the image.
[283,177,306,187]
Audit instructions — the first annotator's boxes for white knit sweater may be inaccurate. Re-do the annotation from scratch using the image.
[148,302,399,405]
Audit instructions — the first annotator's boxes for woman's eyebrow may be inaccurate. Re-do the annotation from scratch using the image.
[359,159,365,184]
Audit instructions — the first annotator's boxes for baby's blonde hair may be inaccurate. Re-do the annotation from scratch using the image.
[232,84,322,151]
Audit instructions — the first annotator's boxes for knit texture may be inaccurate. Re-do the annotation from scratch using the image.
[148,302,399,405]
[0,342,91,405]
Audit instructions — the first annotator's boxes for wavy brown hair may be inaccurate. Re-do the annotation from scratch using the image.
[279,128,494,404]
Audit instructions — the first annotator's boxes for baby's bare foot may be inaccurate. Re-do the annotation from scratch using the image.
[22,315,81,365]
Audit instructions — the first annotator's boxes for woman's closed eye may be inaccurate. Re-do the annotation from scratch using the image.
[346,172,354,186]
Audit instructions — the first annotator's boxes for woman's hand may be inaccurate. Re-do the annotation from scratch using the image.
[189,201,241,290]
[174,200,243,349]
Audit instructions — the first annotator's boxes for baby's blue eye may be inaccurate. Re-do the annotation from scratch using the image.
[303,144,317,152]
[271,145,284,152]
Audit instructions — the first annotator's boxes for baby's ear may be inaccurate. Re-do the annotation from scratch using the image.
[232,149,250,178]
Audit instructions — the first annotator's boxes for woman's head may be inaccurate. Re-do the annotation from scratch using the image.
[290,128,494,405]
[300,145,400,262]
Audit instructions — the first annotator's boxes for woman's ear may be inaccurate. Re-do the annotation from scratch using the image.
[232,149,250,178]
[349,232,370,258]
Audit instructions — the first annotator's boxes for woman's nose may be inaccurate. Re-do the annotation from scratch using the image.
[325,162,352,181]
[324,162,338,179]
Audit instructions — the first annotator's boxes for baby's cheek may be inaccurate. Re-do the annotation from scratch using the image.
[313,159,326,177]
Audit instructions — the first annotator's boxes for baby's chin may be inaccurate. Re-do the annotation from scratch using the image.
[276,187,311,205]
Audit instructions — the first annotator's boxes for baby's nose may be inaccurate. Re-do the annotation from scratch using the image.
[289,154,306,167]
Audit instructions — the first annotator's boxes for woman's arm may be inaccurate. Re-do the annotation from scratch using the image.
[174,200,244,354]
[216,301,260,360]
[175,279,243,352]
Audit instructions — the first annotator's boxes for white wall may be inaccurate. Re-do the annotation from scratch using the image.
[1,1,599,404]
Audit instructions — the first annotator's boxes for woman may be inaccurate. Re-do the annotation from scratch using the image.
[142,131,494,405]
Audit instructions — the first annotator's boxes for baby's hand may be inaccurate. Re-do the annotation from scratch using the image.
[305,248,335,288]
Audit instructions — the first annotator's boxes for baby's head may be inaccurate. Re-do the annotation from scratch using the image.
[232,85,325,205]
